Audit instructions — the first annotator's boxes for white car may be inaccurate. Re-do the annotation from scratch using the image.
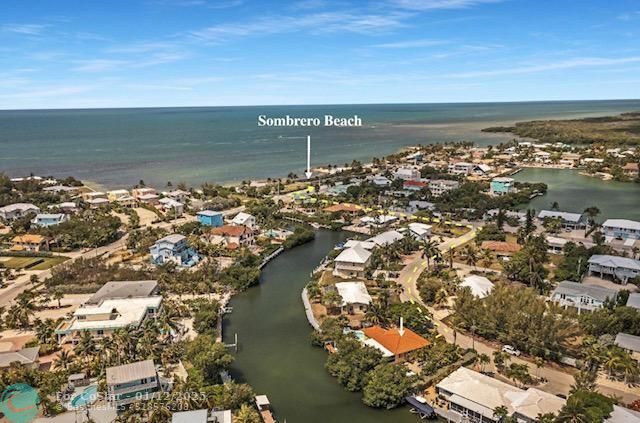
[502,345,521,356]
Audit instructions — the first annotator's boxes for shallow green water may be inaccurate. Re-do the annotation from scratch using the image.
[513,168,640,221]
[223,230,421,423]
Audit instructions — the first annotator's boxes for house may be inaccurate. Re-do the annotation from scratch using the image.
[137,193,160,205]
[165,189,191,202]
[335,282,372,314]
[209,225,255,248]
[602,219,640,240]
[333,244,372,278]
[0,347,40,370]
[546,236,569,254]
[627,293,640,311]
[42,185,79,194]
[408,223,432,241]
[55,296,162,344]
[83,191,107,201]
[362,322,430,362]
[448,162,491,176]
[158,198,184,216]
[403,180,428,191]
[489,177,515,196]
[86,280,159,305]
[172,409,232,423]
[367,230,404,247]
[31,213,68,227]
[150,234,200,267]
[231,212,256,229]
[460,275,494,299]
[324,203,361,214]
[360,215,398,227]
[371,175,392,186]
[196,210,224,227]
[107,189,135,206]
[480,241,521,256]
[550,281,617,312]
[106,360,162,407]
[436,367,565,423]
[587,255,640,284]
[614,333,640,361]
[537,210,586,229]
[394,167,421,181]
[484,209,526,224]
[0,203,40,221]
[428,179,459,197]
[11,234,49,252]
[131,187,157,200]
[85,198,110,208]
[52,202,79,214]
[623,162,639,178]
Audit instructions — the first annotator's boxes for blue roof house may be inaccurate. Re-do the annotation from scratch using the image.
[150,234,200,267]
[490,177,515,196]
[32,213,68,227]
[196,210,224,227]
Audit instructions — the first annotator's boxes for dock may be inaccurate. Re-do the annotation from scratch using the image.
[255,395,276,423]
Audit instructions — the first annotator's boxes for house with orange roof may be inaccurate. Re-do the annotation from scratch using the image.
[209,225,255,248]
[323,203,362,214]
[11,234,49,252]
[362,321,430,362]
[480,240,521,257]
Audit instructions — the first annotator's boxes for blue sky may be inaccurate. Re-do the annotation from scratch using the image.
[1,0,639,109]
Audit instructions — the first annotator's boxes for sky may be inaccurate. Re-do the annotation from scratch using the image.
[1,0,640,109]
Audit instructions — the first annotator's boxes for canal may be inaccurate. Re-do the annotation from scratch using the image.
[513,168,640,221]
[223,229,420,423]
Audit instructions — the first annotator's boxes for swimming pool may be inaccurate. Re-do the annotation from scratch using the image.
[70,385,98,408]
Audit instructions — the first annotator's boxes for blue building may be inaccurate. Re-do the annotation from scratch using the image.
[489,177,515,196]
[196,210,224,227]
[150,234,199,267]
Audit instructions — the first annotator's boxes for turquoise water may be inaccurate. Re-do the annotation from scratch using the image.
[513,168,640,221]
[70,385,98,408]
[1,100,640,188]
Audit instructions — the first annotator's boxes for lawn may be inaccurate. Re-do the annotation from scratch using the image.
[1,255,69,270]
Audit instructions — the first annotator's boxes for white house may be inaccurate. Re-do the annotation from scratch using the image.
[367,230,404,247]
[588,255,640,284]
[335,281,372,314]
[0,203,40,221]
[550,280,617,312]
[231,212,256,229]
[460,275,494,299]
[537,210,586,229]
[106,360,163,407]
[333,244,372,278]
[394,167,421,181]
[408,223,432,241]
[602,219,640,240]
[428,180,459,197]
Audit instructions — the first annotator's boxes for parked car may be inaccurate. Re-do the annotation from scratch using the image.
[502,345,521,356]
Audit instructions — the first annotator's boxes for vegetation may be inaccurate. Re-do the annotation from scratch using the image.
[38,210,122,250]
[362,363,416,409]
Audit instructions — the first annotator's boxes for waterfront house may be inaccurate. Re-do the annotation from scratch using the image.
[408,223,432,241]
[323,203,361,215]
[362,322,430,362]
[196,210,224,227]
[394,167,421,181]
[428,179,459,197]
[31,213,68,227]
[82,191,107,201]
[361,215,398,227]
[333,244,372,278]
[158,198,184,217]
[55,296,162,344]
[623,162,639,178]
[335,282,372,314]
[436,367,565,423]
[172,409,232,423]
[150,234,200,267]
[85,197,110,208]
[550,281,617,312]
[107,189,135,206]
[0,203,40,221]
[42,185,79,194]
[0,347,40,370]
[165,189,191,202]
[460,275,494,299]
[231,212,256,229]
[484,209,526,224]
[132,187,157,200]
[587,255,640,284]
[602,219,640,240]
[448,162,491,176]
[11,234,49,252]
[86,280,159,305]
[209,224,255,249]
[106,360,162,407]
[615,333,640,361]
[137,193,160,205]
[489,177,515,196]
[537,210,586,229]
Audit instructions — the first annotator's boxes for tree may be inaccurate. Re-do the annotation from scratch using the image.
[493,405,509,422]
[460,244,479,268]
[235,404,261,423]
[53,289,64,308]
[478,353,490,372]
[185,336,234,384]
[556,390,615,423]
[326,337,382,392]
[362,363,415,409]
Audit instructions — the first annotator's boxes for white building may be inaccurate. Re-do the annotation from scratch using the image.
[106,360,162,407]
[602,219,640,240]
[550,281,617,312]
[460,275,494,299]
[429,180,460,197]
[537,210,586,229]
[408,223,432,241]
[335,281,372,314]
[588,255,640,284]
[367,230,404,247]
[231,212,256,229]
[333,244,372,278]
[394,167,421,181]
[0,203,40,221]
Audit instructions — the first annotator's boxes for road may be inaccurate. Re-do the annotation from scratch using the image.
[396,231,640,403]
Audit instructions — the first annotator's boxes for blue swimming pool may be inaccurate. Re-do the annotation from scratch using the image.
[70,385,98,408]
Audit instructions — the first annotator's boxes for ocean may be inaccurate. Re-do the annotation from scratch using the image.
[1,100,640,189]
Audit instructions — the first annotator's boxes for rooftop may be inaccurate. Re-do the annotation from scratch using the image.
[602,219,640,231]
[538,210,583,223]
[460,275,495,299]
[367,230,404,246]
[588,254,640,271]
[335,244,372,264]
[552,281,617,303]
[615,333,640,353]
[86,280,158,304]
[106,359,156,385]
[64,296,162,332]
[362,325,430,355]
[0,346,39,368]
[335,282,372,306]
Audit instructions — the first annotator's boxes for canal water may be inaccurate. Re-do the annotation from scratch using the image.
[513,168,640,221]
[223,230,420,423]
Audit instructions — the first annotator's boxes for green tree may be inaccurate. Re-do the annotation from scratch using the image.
[362,363,415,409]
[556,390,615,423]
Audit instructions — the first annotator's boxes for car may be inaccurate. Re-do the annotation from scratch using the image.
[502,345,521,356]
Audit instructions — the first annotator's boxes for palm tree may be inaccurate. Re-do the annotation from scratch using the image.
[479,248,493,268]
[478,353,490,372]
[421,239,439,269]
[460,244,479,269]
[493,405,509,422]
[53,289,64,308]
[55,350,74,370]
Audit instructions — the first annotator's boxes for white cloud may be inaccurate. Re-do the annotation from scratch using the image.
[390,0,501,10]
[372,39,448,48]
[72,59,128,72]
[1,23,48,35]
[450,56,640,78]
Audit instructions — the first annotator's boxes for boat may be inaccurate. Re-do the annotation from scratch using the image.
[405,396,437,420]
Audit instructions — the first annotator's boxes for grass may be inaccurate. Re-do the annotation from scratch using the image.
[2,255,69,270]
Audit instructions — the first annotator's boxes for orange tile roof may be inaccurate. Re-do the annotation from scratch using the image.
[363,326,430,355]
[623,162,639,171]
[210,225,252,237]
[12,234,46,244]
[324,203,361,213]
[480,241,521,253]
